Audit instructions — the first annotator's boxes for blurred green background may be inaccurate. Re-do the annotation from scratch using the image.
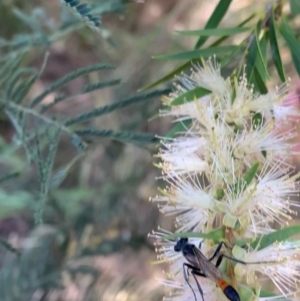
[0,1,299,301]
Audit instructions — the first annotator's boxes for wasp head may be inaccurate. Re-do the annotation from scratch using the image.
[174,237,189,252]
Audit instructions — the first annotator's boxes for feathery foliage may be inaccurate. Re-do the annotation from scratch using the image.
[0,1,165,299]
[142,0,300,92]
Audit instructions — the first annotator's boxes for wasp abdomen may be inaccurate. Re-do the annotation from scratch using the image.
[217,280,240,301]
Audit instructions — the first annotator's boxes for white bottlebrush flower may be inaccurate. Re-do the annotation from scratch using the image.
[156,135,208,177]
[157,276,226,301]
[234,241,300,296]
[231,120,297,170]
[220,160,299,233]
[151,175,218,232]
[151,58,300,301]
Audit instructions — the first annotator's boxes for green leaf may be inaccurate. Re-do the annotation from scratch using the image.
[0,171,20,185]
[40,78,121,114]
[238,286,256,301]
[0,52,26,88]
[12,74,38,104]
[163,228,224,242]
[62,0,101,32]
[254,31,269,81]
[195,0,233,48]
[252,66,268,94]
[139,61,192,91]
[234,162,259,193]
[71,134,88,152]
[30,63,115,108]
[65,88,169,126]
[244,162,259,185]
[246,25,269,86]
[50,153,84,188]
[290,0,300,14]
[164,119,192,139]
[260,290,291,301]
[219,44,243,68]
[140,13,255,91]
[279,17,300,77]
[34,126,61,224]
[269,9,286,82]
[75,129,159,144]
[252,112,263,129]
[171,87,211,106]
[0,189,33,220]
[214,188,224,200]
[177,27,250,36]
[154,46,239,61]
[81,78,121,93]
[251,224,300,250]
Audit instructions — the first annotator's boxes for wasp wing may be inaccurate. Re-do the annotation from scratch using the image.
[191,245,222,282]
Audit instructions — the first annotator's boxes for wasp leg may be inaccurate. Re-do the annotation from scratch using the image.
[183,263,205,301]
[191,269,205,301]
[183,263,197,301]
[215,254,248,268]
[208,242,232,262]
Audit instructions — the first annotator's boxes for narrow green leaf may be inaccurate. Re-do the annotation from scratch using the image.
[71,134,87,152]
[62,0,101,32]
[259,31,268,62]
[11,74,38,104]
[254,31,269,80]
[251,224,300,250]
[238,286,255,301]
[154,46,239,61]
[252,112,263,129]
[244,162,259,185]
[234,162,259,194]
[0,171,20,185]
[139,61,192,91]
[40,79,121,114]
[214,188,224,200]
[171,87,211,106]
[65,88,170,126]
[164,119,192,139]
[210,13,256,48]
[30,63,115,108]
[75,129,159,143]
[219,44,243,68]
[246,25,269,85]
[0,189,33,219]
[178,27,250,36]
[81,78,120,93]
[140,14,255,92]
[163,228,224,242]
[260,290,291,301]
[0,52,26,88]
[253,66,268,94]
[269,9,286,82]
[34,126,61,224]
[279,17,300,77]
[290,0,300,14]
[195,0,233,48]
[6,68,35,99]
[50,154,84,188]
[244,37,256,81]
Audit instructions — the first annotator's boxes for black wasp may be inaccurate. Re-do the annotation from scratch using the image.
[174,237,253,301]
